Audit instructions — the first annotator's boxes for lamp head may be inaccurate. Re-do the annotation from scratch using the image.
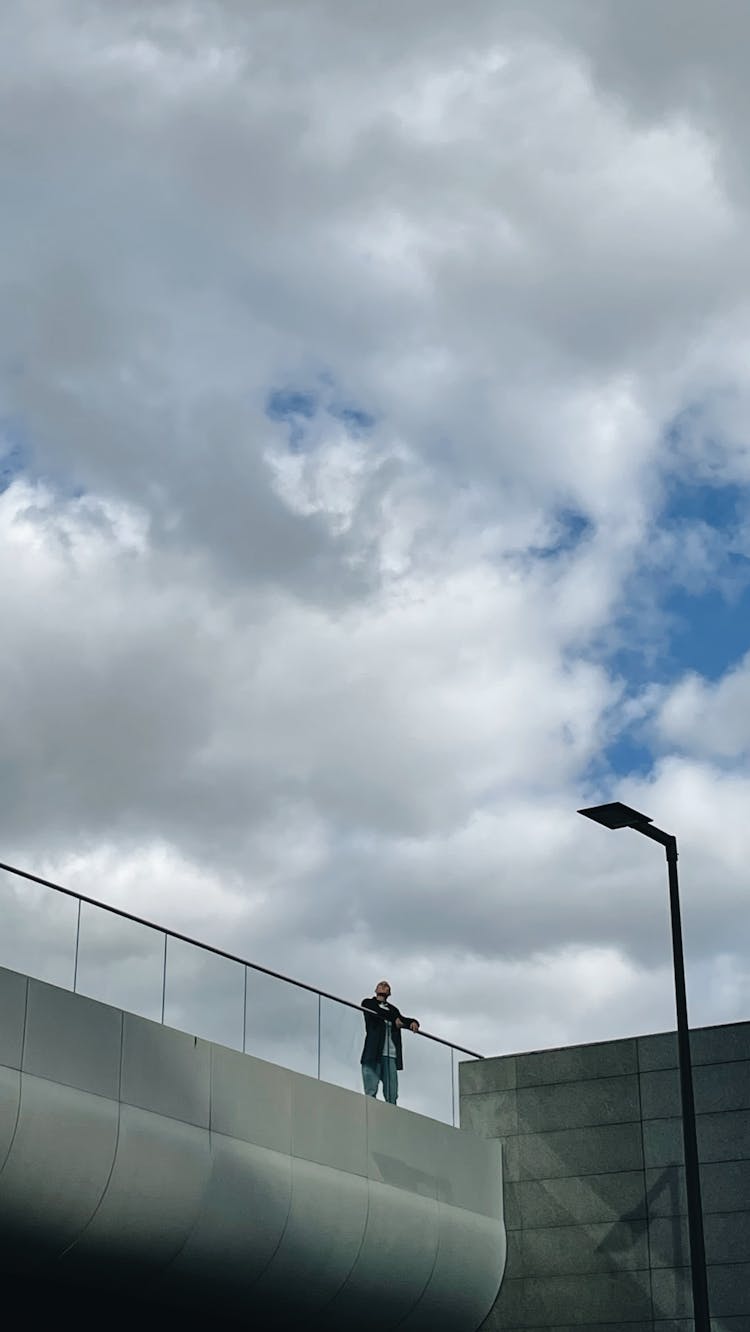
[577,801,653,831]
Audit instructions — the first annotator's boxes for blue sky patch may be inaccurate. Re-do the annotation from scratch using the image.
[532,507,593,559]
[0,445,24,494]
[266,384,376,452]
[0,418,28,494]
[330,405,376,434]
[663,577,750,681]
[598,732,655,782]
[266,388,317,422]
[654,470,750,679]
[598,466,750,779]
[661,473,744,530]
[605,551,749,695]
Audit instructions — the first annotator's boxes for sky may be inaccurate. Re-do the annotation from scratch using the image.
[2,1,750,1098]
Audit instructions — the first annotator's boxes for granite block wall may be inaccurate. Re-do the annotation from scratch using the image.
[460,1019,750,1331]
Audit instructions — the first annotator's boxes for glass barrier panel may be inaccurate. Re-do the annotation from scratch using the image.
[163,937,244,1050]
[0,872,79,989]
[397,1031,454,1125]
[319,997,365,1093]
[74,901,166,1022]
[243,968,317,1079]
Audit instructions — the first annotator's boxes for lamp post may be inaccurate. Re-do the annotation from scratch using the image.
[577,801,709,1332]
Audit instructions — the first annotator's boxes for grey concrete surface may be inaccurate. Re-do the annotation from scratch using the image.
[0,967,26,1069]
[24,978,122,1098]
[121,1011,211,1126]
[508,1170,647,1229]
[0,1065,20,1167]
[515,1040,638,1088]
[0,1075,120,1259]
[463,1017,750,1331]
[0,966,506,1331]
[641,1060,750,1120]
[514,1075,640,1133]
[513,1120,645,1179]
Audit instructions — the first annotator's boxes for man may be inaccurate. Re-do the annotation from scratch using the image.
[360,980,420,1105]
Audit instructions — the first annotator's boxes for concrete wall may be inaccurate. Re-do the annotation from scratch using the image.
[460,1019,750,1331]
[0,965,506,1331]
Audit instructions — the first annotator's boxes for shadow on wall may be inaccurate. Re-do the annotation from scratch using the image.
[497,1154,679,1324]
[597,1167,688,1272]
[465,1029,750,1329]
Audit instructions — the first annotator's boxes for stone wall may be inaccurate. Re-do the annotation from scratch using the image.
[460,1020,750,1330]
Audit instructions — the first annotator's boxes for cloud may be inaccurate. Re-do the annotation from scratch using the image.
[1,1,750,1087]
[655,657,750,759]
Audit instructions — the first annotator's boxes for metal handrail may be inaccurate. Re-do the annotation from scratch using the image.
[0,859,484,1059]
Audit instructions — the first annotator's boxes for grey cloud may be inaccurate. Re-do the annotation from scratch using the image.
[3,0,732,525]
[2,0,750,1057]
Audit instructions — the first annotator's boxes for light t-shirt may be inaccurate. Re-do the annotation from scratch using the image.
[378,1002,396,1059]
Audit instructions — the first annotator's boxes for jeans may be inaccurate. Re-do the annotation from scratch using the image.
[362,1057,398,1104]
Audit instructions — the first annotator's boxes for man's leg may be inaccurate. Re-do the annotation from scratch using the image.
[362,1061,380,1097]
[382,1057,398,1105]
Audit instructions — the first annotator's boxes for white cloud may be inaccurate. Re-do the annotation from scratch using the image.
[1,1,750,1076]
[655,659,750,759]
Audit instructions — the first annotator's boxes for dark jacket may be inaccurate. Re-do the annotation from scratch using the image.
[360,997,419,1072]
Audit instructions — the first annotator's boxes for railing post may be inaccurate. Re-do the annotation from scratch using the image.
[72,898,82,993]
[160,934,168,1024]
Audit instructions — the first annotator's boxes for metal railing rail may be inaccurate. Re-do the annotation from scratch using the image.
[0,859,484,1060]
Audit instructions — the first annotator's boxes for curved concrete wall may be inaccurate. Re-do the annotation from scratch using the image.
[0,966,505,1330]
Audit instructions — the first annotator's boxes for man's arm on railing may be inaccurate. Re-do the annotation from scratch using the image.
[392,1004,420,1034]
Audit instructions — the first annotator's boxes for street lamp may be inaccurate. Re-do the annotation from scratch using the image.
[578,801,710,1332]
